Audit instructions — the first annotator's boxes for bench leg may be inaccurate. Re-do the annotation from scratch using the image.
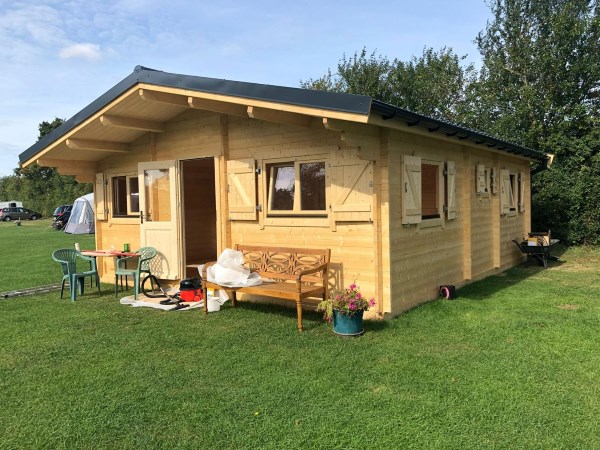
[296,301,303,332]
[230,290,237,307]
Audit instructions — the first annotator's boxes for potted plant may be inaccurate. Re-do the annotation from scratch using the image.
[317,282,376,336]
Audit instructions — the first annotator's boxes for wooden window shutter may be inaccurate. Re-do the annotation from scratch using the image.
[95,172,107,221]
[490,167,498,194]
[519,171,526,212]
[227,158,257,220]
[402,155,422,224]
[500,169,511,215]
[445,161,457,220]
[476,163,486,194]
[329,159,373,223]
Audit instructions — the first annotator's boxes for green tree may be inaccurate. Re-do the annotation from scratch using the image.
[0,117,92,218]
[474,0,600,243]
[301,47,476,124]
[300,49,395,101]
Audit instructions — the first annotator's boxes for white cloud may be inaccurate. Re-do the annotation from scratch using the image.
[59,43,102,61]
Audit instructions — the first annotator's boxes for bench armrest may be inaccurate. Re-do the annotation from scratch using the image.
[295,263,329,291]
[201,262,217,288]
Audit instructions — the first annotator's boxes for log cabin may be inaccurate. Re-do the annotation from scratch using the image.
[19,66,548,317]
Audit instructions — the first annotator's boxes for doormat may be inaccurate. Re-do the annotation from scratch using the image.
[119,292,204,312]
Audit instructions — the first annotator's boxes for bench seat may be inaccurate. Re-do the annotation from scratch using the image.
[202,245,330,332]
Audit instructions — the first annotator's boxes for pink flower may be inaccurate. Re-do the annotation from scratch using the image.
[356,293,362,299]
[349,283,357,290]
[369,298,376,307]
[349,302,357,310]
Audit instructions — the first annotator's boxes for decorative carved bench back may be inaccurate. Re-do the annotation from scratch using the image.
[235,245,330,284]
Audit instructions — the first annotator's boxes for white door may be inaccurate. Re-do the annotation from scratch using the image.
[138,160,180,280]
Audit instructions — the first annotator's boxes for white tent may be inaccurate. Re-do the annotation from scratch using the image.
[64,193,95,234]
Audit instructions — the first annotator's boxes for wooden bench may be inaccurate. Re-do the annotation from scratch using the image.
[201,245,330,332]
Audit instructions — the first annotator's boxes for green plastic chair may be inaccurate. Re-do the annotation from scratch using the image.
[114,247,157,300]
[51,249,101,302]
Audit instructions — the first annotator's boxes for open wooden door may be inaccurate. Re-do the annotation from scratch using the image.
[138,160,181,280]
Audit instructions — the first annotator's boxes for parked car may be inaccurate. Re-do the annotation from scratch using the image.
[52,204,72,230]
[0,207,42,221]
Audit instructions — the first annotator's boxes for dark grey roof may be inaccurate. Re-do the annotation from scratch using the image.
[19,66,547,164]
[371,100,547,161]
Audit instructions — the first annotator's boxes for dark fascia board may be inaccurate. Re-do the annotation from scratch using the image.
[371,100,548,163]
[19,66,372,164]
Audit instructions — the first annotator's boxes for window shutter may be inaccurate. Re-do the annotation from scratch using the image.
[227,159,257,220]
[490,167,498,194]
[519,171,526,212]
[329,159,373,223]
[476,163,486,194]
[500,169,511,215]
[95,173,107,221]
[445,161,457,220]
[402,155,422,224]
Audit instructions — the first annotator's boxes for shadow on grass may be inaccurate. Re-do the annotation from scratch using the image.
[456,244,567,301]
[223,300,390,333]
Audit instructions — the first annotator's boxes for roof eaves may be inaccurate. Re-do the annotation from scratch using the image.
[371,100,548,163]
[19,66,372,164]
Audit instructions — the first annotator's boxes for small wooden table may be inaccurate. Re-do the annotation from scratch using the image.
[81,250,138,288]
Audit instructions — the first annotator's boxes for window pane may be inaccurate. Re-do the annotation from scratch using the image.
[129,177,140,213]
[300,162,325,210]
[421,164,438,217]
[112,176,127,216]
[144,169,171,222]
[271,165,295,210]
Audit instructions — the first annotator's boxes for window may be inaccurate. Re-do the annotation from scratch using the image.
[500,169,518,215]
[421,163,440,219]
[402,156,455,225]
[112,175,139,217]
[509,174,517,211]
[266,160,326,216]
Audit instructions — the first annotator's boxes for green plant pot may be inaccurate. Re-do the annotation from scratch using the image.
[332,309,364,336]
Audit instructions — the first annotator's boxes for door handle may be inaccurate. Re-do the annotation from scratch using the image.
[140,210,144,224]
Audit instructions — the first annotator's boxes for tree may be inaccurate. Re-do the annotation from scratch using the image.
[0,117,92,217]
[474,0,600,244]
[300,49,396,102]
[474,0,599,151]
[301,47,476,124]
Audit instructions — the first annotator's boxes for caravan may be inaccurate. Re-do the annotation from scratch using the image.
[0,201,23,209]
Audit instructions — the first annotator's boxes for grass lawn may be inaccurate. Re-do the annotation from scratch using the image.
[1,221,599,449]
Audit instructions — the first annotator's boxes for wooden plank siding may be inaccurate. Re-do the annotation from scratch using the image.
[91,106,532,317]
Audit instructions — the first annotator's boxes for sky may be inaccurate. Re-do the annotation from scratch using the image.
[0,0,493,178]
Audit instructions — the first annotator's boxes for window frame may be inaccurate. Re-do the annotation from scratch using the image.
[110,173,140,218]
[420,159,443,223]
[265,158,327,217]
[508,173,517,212]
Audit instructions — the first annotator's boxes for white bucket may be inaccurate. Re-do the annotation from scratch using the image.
[206,295,221,312]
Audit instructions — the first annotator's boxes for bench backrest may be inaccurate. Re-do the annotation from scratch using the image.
[235,244,330,284]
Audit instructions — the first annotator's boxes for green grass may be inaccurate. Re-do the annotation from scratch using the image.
[1,221,600,449]
[0,219,95,291]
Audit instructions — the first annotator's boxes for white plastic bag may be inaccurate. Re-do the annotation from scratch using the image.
[206,249,263,287]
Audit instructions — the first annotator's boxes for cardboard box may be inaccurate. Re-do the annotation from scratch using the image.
[528,233,550,246]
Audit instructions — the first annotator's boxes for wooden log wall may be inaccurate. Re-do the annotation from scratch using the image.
[387,130,530,314]
[93,106,531,315]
